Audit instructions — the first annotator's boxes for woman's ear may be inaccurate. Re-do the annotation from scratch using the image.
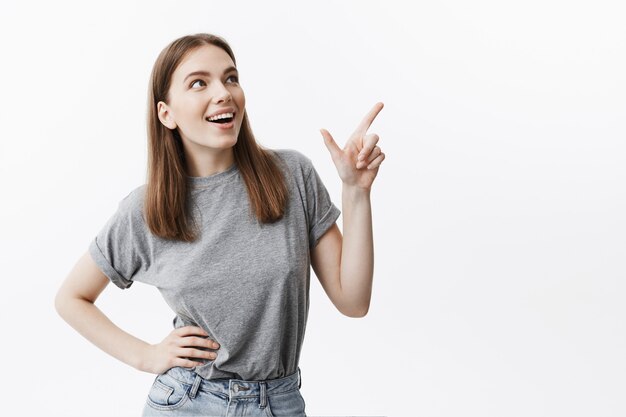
[157,101,177,130]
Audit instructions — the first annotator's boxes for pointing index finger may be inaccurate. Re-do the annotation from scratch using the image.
[352,102,384,137]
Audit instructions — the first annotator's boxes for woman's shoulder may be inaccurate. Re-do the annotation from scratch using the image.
[113,184,147,218]
[123,183,147,203]
[270,148,315,178]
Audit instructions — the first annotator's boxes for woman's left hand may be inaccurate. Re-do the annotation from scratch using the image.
[320,102,385,190]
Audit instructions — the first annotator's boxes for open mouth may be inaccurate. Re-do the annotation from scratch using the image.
[205,113,235,124]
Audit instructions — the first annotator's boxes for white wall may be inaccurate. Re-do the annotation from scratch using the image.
[1,1,625,416]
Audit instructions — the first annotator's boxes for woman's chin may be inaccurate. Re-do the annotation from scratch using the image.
[195,135,238,150]
[216,136,238,148]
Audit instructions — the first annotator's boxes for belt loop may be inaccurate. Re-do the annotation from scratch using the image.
[298,368,302,389]
[259,381,267,408]
[189,374,202,399]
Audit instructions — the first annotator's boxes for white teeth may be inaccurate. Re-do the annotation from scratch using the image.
[207,112,234,121]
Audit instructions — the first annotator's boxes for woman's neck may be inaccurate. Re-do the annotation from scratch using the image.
[184,146,235,178]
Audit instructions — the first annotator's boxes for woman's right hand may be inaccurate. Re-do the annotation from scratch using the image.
[141,326,220,374]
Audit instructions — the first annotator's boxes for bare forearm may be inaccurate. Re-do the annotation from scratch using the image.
[340,184,374,316]
[55,297,150,371]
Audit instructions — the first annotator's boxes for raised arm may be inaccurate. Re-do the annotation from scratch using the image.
[312,102,385,318]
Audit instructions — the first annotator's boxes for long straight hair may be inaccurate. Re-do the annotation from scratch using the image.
[144,33,288,242]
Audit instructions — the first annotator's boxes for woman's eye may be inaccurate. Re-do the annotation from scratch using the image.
[190,76,238,89]
[190,79,206,88]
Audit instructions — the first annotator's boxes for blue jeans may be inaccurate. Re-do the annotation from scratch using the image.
[142,366,307,417]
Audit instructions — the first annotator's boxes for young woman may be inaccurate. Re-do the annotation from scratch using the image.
[55,33,385,417]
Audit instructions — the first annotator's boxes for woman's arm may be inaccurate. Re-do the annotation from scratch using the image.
[54,251,151,371]
[55,252,217,374]
[311,185,373,318]
[312,102,385,318]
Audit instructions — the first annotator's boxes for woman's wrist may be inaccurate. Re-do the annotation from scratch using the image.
[342,182,371,199]
[132,341,153,372]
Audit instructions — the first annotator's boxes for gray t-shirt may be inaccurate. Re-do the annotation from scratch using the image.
[88,148,341,381]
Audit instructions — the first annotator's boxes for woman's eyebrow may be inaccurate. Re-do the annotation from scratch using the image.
[184,66,238,82]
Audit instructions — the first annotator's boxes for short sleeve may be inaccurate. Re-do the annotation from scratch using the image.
[88,190,148,289]
[304,163,341,249]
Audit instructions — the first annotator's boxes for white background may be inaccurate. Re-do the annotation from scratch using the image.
[1,1,625,416]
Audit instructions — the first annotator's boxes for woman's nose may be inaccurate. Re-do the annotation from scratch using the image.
[213,83,232,103]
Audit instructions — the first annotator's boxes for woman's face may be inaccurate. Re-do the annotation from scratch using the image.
[158,44,245,153]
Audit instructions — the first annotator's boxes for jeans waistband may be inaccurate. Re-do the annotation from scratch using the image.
[163,366,302,402]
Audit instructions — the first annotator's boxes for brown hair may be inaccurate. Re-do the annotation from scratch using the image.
[144,33,288,242]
